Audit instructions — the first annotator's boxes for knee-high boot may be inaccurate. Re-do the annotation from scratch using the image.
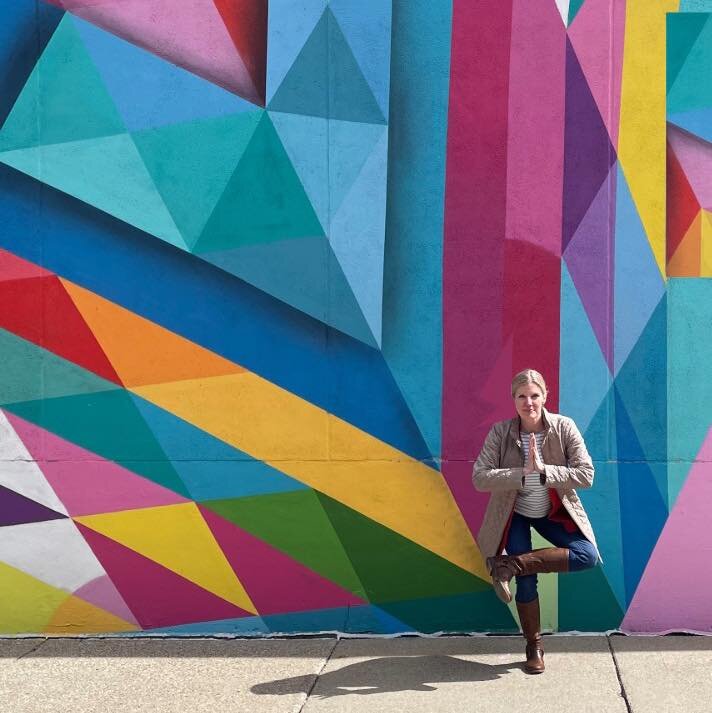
[516,597,545,674]
[486,547,569,603]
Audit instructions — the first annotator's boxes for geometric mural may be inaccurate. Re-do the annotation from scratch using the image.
[0,0,710,635]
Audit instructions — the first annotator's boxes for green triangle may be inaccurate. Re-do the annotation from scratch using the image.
[558,563,624,631]
[5,390,190,498]
[132,111,263,250]
[0,135,187,250]
[667,14,710,92]
[379,590,517,634]
[193,114,325,253]
[317,493,490,604]
[668,15,712,113]
[0,328,116,406]
[0,16,125,153]
[568,0,586,25]
[268,9,385,124]
[201,489,365,596]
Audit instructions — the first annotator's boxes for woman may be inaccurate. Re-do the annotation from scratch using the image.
[473,369,599,674]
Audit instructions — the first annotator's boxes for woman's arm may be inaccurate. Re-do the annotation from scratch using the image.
[472,424,525,492]
[541,418,594,489]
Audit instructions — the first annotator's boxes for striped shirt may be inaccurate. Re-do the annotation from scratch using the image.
[514,431,550,518]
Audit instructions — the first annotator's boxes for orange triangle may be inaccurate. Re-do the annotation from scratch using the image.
[667,210,701,277]
[701,211,712,277]
[60,279,245,387]
[45,594,138,634]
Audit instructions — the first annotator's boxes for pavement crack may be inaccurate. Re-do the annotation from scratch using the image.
[17,639,48,660]
[607,636,633,713]
[297,637,339,713]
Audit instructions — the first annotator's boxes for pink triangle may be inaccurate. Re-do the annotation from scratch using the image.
[568,0,626,148]
[74,574,140,627]
[76,522,253,629]
[668,126,712,211]
[0,249,52,282]
[622,427,712,633]
[199,506,366,615]
[5,413,188,516]
[67,0,261,104]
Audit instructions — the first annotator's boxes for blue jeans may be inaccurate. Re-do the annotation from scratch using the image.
[505,511,598,603]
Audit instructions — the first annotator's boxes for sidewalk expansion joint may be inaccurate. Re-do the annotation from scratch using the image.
[16,639,48,660]
[607,636,632,713]
[297,637,339,713]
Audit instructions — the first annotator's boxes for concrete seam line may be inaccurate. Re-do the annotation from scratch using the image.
[295,637,339,713]
[16,638,48,660]
[607,636,633,713]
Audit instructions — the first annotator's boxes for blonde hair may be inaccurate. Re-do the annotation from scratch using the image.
[511,369,548,398]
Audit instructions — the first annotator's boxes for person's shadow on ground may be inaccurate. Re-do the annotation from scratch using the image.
[251,654,519,698]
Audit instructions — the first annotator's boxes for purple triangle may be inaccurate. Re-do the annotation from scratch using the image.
[0,485,67,527]
[562,37,617,252]
[564,163,616,370]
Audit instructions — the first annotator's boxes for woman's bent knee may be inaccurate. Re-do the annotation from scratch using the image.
[568,540,598,571]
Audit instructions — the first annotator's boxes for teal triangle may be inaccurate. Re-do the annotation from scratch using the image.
[0,328,116,406]
[268,111,329,231]
[268,9,385,124]
[583,384,615,463]
[667,13,710,91]
[0,15,125,152]
[668,15,712,113]
[193,114,325,253]
[5,390,190,498]
[558,563,624,631]
[379,590,517,634]
[202,236,378,347]
[132,111,263,249]
[0,135,187,251]
[568,0,586,25]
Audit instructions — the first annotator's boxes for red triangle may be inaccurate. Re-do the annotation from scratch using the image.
[76,522,253,630]
[0,275,122,385]
[199,505,365,616]
[213,0,267,104]
[0,249,52,282]
[667,139,700,263]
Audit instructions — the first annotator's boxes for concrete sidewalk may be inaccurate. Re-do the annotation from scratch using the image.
[1,635,710,713]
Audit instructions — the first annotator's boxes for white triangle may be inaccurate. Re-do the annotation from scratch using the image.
[555,0,570,25]
[0,519,105,593]
[0,411,68,515]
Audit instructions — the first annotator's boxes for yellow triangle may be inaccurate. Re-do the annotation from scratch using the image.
[60,279,245,387]
[0,561,68,634]
[618,0,680,278]
[74,503,256,614]
[667,211,701,276]
[701,210,712,276]
[45,595,138,634]
[133,375,486,578]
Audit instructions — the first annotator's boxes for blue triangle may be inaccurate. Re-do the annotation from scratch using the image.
[74,17,256,132]
[150,615,269,635]
[559,263,610,434]
[268,8,385,123]
[668,108,712,145]
[265,0,327,104]
[614,164,665,375]
[130,394,308,501]
[614,295,667,466]
[329,0,392,119]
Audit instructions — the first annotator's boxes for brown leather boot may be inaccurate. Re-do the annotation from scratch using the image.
[487,548,569,604]
[517,598,545,674]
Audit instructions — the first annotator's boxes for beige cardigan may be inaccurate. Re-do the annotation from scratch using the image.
[472,409,600,561]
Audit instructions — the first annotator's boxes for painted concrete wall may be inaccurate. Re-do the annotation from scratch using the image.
[0,0,708,635]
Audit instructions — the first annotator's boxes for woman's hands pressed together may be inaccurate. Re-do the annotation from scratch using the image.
[524,432,545,475]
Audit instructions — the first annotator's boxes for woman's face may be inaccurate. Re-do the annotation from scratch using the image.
[514,382,546,425]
